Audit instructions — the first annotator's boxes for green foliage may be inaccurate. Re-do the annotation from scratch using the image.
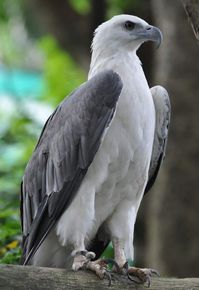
[0,0,24,22]
[0,5,40,259]
[69,0,91,15]
[0,203,21,264]
[0,0,31,68]
[0,1,8,22]
[39,36,86,106]
[0,23,21,67]
[68,0,140,17]
[107,0,140,17]
[0,100,40,264]
[0,247,21,264]
[0,36,86,264]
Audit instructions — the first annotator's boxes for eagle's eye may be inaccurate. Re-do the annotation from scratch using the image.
[124,21,135,31]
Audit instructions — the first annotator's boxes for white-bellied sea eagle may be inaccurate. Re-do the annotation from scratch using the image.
[21,14,170,286]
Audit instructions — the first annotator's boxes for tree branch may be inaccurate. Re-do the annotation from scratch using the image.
[181,0,199,40]
[0,264,199,290]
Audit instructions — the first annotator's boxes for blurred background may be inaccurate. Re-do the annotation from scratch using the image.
[0,0,198,277]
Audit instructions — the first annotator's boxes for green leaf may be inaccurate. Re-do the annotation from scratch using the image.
[39,36,86,106]
[69,0,91,15]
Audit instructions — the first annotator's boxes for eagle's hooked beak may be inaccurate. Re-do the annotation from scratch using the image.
[133,25,163,48]
[145,25,163,48]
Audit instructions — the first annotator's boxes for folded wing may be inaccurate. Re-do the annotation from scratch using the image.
[21,70,123,265]
[145,85,171,194]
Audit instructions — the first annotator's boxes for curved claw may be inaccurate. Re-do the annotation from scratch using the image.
[150,268,160,277]
[100,258,120,272]
[127,272,143,284]
[127,271,152,287]
[146,276,151,288]
[123,261,129,270]
[85,258,114,285]
[103,270,112,286]
[127,267,160,287]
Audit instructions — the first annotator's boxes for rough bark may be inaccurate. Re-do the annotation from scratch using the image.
[147,0,199,277]
[0,265,199,290]
[181,0,199,40]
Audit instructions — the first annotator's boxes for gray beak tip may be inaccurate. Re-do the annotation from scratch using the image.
[154,27,163,49]
[145,25,163,49]
[156,32,163,49]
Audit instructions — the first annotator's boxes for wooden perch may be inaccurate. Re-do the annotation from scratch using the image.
[182,0,199,40]
[0,264,199,290]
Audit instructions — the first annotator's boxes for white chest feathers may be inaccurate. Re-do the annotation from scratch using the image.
[56,61,155,250]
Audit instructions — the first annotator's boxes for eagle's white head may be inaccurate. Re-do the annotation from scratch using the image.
[89,15,162,78]
[91,14,162,57]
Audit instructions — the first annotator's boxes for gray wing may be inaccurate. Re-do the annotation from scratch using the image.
[20,70,123,265]
[145,85,171,194]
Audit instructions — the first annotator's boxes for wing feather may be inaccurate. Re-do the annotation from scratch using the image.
[21,70,123,264]
[145,85,171,194]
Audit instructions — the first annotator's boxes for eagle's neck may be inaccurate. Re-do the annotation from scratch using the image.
[88,48,154,123]
[88,49,141,81]
[88,49,149,101]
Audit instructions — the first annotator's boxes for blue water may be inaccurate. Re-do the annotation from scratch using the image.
[0,67,44,99]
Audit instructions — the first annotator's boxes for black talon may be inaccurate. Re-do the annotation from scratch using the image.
[100,258,120,272]
[146,276,151,288]
[127,272,142,284]
[123,261,129,270]
[119,261,129,275]
[104,270,112,286]
[151,269,160,277]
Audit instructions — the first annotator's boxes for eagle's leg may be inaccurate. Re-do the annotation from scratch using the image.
[71,238,113,284]
[72,250,114,284]
[72,250,96,271]
[112,237,126,271]
[112,237,159,287]
[71,235,96,271]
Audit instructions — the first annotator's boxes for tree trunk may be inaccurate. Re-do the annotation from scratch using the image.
[89,0,107,43]
[26,0,89,59]
[0,265,199,290]
[25,0,107,69]
[181,0,199,40]
[147,0,199,277]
